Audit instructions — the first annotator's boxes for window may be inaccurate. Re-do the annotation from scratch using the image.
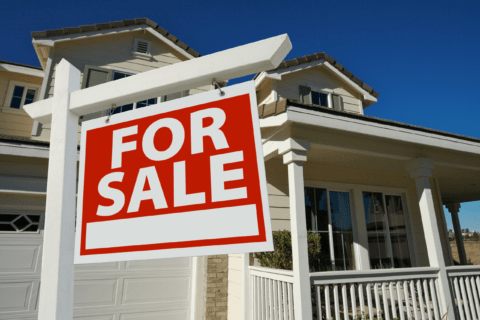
[299,85,343,111]
[0,211,42,233]
[132,38,152,60]
[305,187,355,271]
[3,81,39,111]
[363,192,412,269]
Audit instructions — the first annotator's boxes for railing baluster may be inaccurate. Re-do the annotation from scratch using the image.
[404,280,412,320]
[416,279,426,320]
[476,276,480,302]
[287,283,293,320]
[428,278,439,320]
[325,285,332,320]
[367,283,374,320]
[382,282,390,320]
[359,283,366,318]
[269,279,273,320]
[351,284,357,320]
[273,280,278,320]
[390,282,397,320]
[465,276,477,320]
[460,276,473,320]
[374,283,381,320]
[342,284,348,320]
[334,284,341,320]
[422,279,433,320]
[410,280,420,320]
[282,282,288,320]
[454,277,466,320]
[397,281,405,320]
[252,276,256,320]
[469,276,480,319]
[317,285,322,320]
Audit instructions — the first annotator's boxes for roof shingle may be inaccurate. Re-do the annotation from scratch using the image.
[31,18,201,58]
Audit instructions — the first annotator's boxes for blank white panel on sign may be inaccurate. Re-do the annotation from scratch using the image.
[0,282,32,312]
[86,204,258,250]
[73,279,118,307]
[125,257,191,270]
[122,277,190,305]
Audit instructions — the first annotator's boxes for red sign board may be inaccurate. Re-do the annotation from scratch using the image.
[74,82,273,264]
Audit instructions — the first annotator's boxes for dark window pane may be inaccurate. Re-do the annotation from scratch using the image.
[386,195,406,233]
[10,86,24,109]
[24,89,36,105]
[27,215,41,223]
[112,72,131,80]
[391,234,411,268]
[136,97,158,109]
[311,91,319,105]
[333,233,354,270]
[315,188,328,232]
[363,192,386,232]
[319,92,328,107]
[0,224,15,231]
[121,104,133,112]
[368,233,391,269]
[330,191,352,232]
[0,214,19,222]
[13,216,30,230]
[24,225,39,232]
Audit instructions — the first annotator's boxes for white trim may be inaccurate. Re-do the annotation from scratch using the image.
[0,141,49,158]
[190,257,198,320]
[0,62,44,77]
[32,47,55,136]
[2,80,41,111]
[0,189,46,196]
[254,71,281,88]
[285,106,480,156]
[145,27,195,60]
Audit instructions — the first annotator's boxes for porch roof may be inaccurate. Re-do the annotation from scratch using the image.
[258,98,480,145]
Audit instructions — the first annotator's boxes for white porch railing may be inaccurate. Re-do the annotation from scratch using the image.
[447,266,480,320]
[249,266,295,320]
[310,267,442,320]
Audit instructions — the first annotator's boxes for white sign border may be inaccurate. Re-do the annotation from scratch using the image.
[74,81,273,264]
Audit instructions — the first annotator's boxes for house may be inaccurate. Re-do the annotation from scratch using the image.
[0,18,222,320]
[1,18,480,320]
[226,53,480,320]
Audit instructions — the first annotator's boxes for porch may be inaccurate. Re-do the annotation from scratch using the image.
[248,265,480,320]
[242,104,480,320]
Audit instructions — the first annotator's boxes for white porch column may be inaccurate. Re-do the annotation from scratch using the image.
[406,158,455,320]
[279,138,312,320]
[38,59,80,320]
[446,203,468,265]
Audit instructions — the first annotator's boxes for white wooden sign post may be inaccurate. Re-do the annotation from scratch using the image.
[24,34,291,320]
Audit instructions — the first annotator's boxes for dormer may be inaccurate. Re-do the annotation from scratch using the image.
[254,52,378,115]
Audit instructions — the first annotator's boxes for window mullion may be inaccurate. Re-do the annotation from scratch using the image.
[20,88,28,110]
[383,194,394,268]
[327,93,333,109]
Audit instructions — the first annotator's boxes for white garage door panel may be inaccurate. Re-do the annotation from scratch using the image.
[75,261,121,272]
[73,315,114,320]
[122,276,190,305]
[0,282,32,312]
[0,245,39,273]
[73,279,118,307]
[120,310,188,320]
[125,257,191,270]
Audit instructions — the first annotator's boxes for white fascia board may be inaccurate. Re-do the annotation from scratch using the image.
[266,59,326,77]
[259,113,288,128]
[31,25,145,44]
[0,63,44,78]
[286,106,480,156]
[322,63,377,103]
[25,34,292,123]
[0,142,49,158]
[145,27,194,60]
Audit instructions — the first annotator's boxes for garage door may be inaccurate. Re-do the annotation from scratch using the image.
[0,209,194,320]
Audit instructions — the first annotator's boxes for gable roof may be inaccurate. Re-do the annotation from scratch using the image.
[0,59,44,77]
[262,52,378,99]
[31,18,201,58]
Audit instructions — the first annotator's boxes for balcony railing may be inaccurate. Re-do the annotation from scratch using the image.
[447,265,480,320]
[249,266,295,320]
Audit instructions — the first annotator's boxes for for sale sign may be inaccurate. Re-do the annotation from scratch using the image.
[74,81,273,264]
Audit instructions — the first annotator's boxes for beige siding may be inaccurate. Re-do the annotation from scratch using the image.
[0,71,43,138]
[227,253,243,320]
[276,66,363,114]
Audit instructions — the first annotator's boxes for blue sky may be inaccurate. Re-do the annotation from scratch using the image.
[1,0,479,228]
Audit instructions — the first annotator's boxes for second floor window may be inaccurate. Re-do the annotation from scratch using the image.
[299,85,344,111]
[110,71,158,114]
[4,81,39,110]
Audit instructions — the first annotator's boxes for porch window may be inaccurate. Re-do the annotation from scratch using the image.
[363,192,412,269]
[305,187,355,271]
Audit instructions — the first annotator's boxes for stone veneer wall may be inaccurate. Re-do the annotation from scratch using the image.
[206,254,229,320]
